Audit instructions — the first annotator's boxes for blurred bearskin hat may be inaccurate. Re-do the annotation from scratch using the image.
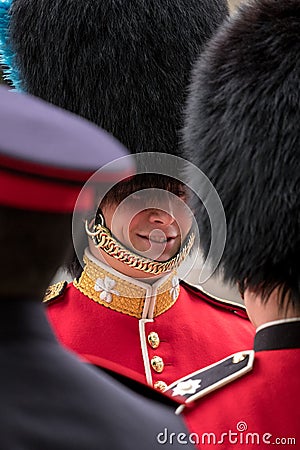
[6,0,228,160]
[183,0,300,305]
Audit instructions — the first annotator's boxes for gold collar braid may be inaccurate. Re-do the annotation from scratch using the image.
[74,254,180,319]
[85,220,195,275]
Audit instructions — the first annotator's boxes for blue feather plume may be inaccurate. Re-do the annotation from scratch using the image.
[0,0,22,90]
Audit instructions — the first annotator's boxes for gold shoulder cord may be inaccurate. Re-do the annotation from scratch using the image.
[85,220,195,275]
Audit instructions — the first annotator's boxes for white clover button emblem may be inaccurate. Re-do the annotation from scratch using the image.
[94,276,120,303]
[172,379,202,397]
[170,276,180,301]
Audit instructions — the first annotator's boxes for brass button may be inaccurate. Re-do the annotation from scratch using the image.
[151,356,164,373]
[148,331,160,349]
[154,381,168,392]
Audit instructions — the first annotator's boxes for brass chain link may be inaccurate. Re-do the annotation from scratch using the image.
[85,221,195,275]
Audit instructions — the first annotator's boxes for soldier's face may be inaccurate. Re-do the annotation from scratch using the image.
[90,187,193,278]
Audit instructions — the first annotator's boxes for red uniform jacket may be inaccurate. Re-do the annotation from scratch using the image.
[167,320,300,449]
[45,252,254,390]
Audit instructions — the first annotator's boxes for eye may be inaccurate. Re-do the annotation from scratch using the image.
[175,189,187,202]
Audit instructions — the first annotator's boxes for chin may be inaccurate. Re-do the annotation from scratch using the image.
[154,253,175,262]
[133,243,179,262]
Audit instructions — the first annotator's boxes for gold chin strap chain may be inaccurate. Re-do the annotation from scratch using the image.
[85,220,195,275]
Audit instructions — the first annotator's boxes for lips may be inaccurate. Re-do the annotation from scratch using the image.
[149,236,167,243]
[134,232,180,261]
[137,234,177,244]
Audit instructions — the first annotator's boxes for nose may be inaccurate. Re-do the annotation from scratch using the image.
[147,209,175,226]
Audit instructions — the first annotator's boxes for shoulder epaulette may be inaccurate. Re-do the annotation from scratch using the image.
[180,280,248,319]
[43,280,68,304]
[165,350,254,414]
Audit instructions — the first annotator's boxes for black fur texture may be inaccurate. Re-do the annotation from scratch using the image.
[8,0,228,277]
[183,0,300,307]
[9,0,228,157]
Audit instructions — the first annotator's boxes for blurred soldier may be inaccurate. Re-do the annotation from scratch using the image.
[0,0,254,390]
[0,86,194,450]
[166,0,300,447]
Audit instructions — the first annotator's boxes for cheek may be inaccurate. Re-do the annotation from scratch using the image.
[103,203,133,236]
[111,208,143,244]
[176,211,193,238]
[128,212,143,231]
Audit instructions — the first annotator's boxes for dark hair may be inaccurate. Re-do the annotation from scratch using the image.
[183,0,300,309]
[100,174,186,208]
[9,0,228,158]
[0,206,72,298]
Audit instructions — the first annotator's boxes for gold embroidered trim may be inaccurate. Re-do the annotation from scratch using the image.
[43,281,67,303]
[73,255,179,319]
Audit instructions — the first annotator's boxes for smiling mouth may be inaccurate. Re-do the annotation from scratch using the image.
[138,234,176,244]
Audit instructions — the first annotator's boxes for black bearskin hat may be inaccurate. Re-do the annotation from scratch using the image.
[3,0,229,277]
[183,0,300,306]
[7,0,228,158]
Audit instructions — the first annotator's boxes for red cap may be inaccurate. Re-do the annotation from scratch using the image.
[0,87,134,212]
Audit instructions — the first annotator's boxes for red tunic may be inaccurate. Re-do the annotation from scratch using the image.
[172,320,300,449]
[45,253,254,389]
